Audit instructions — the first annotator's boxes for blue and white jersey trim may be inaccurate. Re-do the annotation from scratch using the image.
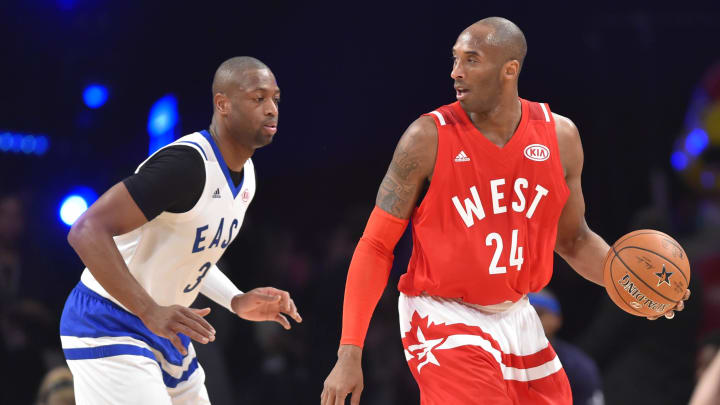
[60,282,198,388]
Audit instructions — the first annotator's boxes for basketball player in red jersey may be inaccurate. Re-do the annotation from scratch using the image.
[321,17,691,405]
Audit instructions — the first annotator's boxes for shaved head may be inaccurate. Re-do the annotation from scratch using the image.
[212,56,269,95]
[463,17,527,70]
[209,56,279,154]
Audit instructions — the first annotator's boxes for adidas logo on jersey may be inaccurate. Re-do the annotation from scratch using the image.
[212,188,221,199]
[454,151,470,162]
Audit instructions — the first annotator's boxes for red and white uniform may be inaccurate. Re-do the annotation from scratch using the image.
[398,99,572,404]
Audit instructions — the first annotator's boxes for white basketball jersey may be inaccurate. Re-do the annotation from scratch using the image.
[81,130,256,309]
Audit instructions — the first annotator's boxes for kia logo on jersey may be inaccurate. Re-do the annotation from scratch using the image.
[523,144,550,162]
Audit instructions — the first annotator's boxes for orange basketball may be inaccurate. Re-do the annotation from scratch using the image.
[602,229,690,317]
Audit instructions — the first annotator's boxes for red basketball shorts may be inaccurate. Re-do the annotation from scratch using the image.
[399,293,572,405]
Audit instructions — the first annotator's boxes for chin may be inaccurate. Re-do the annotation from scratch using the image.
[255,134,274,148]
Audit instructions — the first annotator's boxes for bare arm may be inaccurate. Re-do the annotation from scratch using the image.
[68,182,215,353]
[375,115,439,218]
[553,114,609,286]
[68,182,157,314]
[323,116,437,405]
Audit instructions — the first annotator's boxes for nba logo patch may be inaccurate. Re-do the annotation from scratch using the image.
[241,189,249,202]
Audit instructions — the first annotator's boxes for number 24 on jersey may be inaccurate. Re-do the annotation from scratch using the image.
[486,229,523,274]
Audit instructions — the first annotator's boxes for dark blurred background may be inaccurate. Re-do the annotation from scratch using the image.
[2,1,720,404]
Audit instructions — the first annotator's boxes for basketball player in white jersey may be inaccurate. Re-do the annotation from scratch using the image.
[59,56,302,404]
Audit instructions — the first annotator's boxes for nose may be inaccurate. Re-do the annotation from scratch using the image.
[264,98,278,117]
[451,60,463,80]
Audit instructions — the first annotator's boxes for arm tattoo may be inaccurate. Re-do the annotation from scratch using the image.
[389,151,418,180]
[376,148,422,218]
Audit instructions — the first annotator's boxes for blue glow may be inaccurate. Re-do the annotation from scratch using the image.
[83,84,109,109]
[671,151,689,171]
[147,94,179,154]
[20,135,35,154]
[59,196,87,226]
[148,95,178,137]
[685,128,709,157]
[34,136,49,155]
[0,132,50,155]
[59,187,98,226]
[11,134,22,153]
[0,133,11,151]
[57,0,78,10]
[701,171,716,189]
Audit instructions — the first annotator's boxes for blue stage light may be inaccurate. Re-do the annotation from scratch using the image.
[0,133,11,152]
[83,84,109,109]
[685,128,709,157]
[59,196,88,226]
[20,135,35,154]
[59,187,98,226]
[11,134,22,153]
[147,94,179,154]
[148,95,178,136]
[0,132,50,155]
[670,151,689,171]
[34,136,49,155]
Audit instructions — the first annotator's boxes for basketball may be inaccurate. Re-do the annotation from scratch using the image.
[602,230,690,317]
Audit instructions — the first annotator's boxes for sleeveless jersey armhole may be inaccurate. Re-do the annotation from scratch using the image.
[414,110,445,219]
[543,104,570,198]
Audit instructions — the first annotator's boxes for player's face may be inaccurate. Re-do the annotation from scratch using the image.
[451,30,504,113]
[228,69,280,148]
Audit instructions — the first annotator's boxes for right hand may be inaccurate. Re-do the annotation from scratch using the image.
[139,304,216,355]
[321,345,364,405]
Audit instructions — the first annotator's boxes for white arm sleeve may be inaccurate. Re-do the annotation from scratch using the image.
[199,264,242,313]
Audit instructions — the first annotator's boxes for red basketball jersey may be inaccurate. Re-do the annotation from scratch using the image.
[397,99,570,306]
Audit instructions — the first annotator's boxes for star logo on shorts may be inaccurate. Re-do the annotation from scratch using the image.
[655,264,673,287]
[407,328,443,372]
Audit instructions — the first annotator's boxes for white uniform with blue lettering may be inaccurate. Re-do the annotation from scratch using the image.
[60,130,255,405]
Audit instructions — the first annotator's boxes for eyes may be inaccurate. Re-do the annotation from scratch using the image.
[451,55,479,65]
[254,96,281,105]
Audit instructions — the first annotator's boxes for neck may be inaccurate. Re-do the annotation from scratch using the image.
[209,117,253,172]
[466,91,522,145]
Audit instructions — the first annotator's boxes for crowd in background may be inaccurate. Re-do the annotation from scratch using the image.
[1,172,719,404]
[2,4,719,404]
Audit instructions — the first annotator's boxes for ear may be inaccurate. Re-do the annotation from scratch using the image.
[502,59,520,80]
[213,92,231,116]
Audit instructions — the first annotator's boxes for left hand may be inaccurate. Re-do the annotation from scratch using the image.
[648,289,691,321]
[231,287,302,329]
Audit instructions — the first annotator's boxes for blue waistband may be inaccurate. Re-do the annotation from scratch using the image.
[60,281,191,367]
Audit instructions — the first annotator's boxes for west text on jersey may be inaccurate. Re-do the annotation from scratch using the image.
[451,178,549,228]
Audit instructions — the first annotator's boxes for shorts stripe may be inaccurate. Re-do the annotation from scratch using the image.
[436,334,562,381]
[64,344,154,361]
[64,344,199,388]
[433,322,559,370]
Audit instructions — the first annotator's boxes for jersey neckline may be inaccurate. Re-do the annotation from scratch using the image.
[200,130,245,198]
[451,98,530,157]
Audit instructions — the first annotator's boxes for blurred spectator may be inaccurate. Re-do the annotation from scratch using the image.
[35,366,74,405]
[0,193,59,403]
[695,330,720,381]
[690,349,720,405]
[529,289,604,405]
